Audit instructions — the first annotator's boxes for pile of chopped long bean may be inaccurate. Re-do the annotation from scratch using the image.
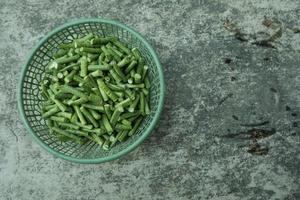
[40,33,151,150]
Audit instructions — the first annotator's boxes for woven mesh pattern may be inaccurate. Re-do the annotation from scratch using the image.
[21,22,161,159]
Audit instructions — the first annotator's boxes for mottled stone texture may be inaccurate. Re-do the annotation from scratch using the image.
[0,0,299,199]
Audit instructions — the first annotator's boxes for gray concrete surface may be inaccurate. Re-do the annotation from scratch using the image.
[0,0,299,199]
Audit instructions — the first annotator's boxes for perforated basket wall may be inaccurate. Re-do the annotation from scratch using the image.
[18,19,164,163]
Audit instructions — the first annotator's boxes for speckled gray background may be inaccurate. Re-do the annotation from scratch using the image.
[0,0,299,199]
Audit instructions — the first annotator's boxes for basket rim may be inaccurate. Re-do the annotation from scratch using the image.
[17,18,165,164]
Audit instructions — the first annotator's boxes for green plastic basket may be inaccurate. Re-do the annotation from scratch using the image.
[17,18,165,164]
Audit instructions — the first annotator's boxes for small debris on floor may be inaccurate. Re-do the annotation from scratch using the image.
[232,115,239,120]
[247,143,269,155]
[270,88,277,93]
[224,58,232,64]
[222,128,275,156]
